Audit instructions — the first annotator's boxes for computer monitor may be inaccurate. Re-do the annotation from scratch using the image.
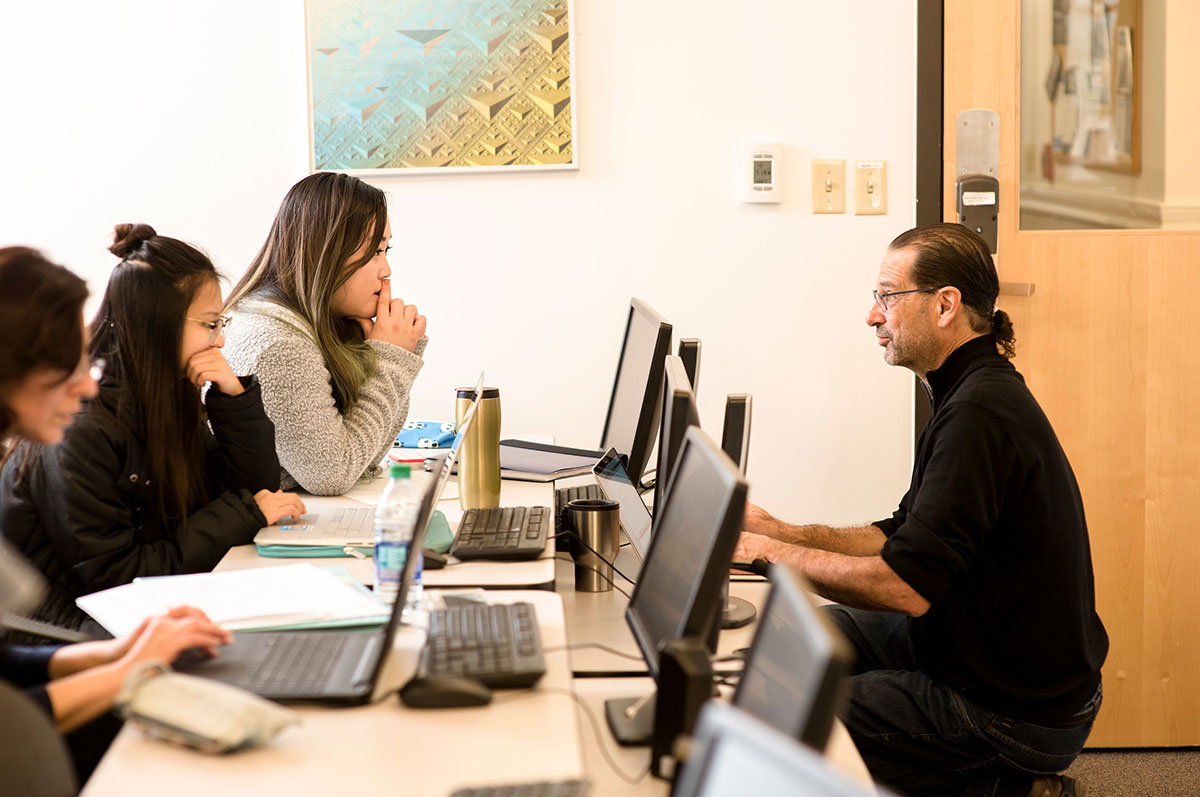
[605,426,747,745]
[671,702,886,797]
[600,298,672,483]
[677,338,701,398]
[732,564,852,751]
[651,355,701,527]
[719,394,752,475]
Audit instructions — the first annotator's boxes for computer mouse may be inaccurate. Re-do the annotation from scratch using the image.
[423,549,448,570]
[399,675,493,709]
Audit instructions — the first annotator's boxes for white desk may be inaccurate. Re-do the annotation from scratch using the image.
[555,557,769,675]
[216,472,558,589]
[81,591,583,796]
[91,470,876,795]
[570,677,875,795]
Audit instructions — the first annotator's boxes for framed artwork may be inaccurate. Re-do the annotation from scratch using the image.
[306,0,576,175]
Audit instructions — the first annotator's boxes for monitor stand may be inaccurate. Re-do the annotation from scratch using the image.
[604,692,656,746]
[721,596,756,629]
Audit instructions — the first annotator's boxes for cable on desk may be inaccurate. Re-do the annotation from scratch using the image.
[493,687,652,786]
[552,554,632,600]
[553,531,638,586]
[543,642,645,662]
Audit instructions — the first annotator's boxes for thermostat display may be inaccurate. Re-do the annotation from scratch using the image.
[743,142,782,203]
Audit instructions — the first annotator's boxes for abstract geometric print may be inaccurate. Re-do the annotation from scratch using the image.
[307,0,575,172]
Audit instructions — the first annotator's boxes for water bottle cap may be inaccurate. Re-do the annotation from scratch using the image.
[389,463,411,479]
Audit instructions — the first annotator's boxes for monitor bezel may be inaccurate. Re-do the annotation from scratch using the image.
[677,337,701,399]
[731,563,852,751]
[599,297,672,483]
[623,425,747,679]
[651,354,701,531]
[672,702,883,797]
[719,394,752,476]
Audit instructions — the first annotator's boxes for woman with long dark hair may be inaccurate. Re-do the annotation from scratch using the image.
[223,172,428,495]
[0,225,305,630]
[0,246,233,786]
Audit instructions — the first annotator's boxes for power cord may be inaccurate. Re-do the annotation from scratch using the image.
[553,554,632,600]
[554,530,638,586]
[492,687,652,786]
[543,642,645,662]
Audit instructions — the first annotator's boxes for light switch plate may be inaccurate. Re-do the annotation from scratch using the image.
[811,159,845,213]
[854,160,887,215]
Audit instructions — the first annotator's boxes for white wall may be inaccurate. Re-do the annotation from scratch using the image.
[0,1,917,527]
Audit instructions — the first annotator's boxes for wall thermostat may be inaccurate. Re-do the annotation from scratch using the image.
[743,142,782,203]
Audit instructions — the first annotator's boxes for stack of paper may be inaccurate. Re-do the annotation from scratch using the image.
[76,564,389,638]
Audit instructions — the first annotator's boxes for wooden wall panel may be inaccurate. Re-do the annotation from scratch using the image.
[945,0,1200,746]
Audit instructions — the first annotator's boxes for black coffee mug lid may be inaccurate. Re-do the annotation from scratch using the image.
[456,386,500,399]
[568,498,619,512]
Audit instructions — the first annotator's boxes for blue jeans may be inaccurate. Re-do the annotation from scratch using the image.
[826,606,1101,797]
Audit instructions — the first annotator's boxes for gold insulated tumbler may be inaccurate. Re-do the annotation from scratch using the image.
[455,386,501,510]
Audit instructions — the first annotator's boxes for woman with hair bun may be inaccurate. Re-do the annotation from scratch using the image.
[0,225,306,631]
[224,172,428,495]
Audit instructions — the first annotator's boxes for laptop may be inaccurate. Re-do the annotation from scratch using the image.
[176,460,444,704]
[254,373,486,549]
[176,378,487,703]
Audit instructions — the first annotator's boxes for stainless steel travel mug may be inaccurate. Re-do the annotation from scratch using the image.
[568,498,620,592]
[455,386,501,510]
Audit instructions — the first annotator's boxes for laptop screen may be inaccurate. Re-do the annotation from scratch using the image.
[375,373,485,658]
[593,448,652,562]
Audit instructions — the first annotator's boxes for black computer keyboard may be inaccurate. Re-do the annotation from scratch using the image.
[450,779,589,797]
[451,506,549,560]
[424,602,546,689]
[553,483,601,537]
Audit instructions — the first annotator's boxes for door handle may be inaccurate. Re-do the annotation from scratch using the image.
[999,282,1035,297]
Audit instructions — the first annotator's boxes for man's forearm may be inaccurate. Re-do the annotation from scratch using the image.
[766,521,887,557]
[770,544,930,616]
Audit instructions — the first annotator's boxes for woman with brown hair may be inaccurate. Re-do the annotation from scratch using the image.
[0,226,305,631]
[0,245,233,786]
[223,172,428,495]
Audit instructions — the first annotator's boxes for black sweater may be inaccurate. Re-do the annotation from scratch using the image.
[877,335,1109,724]
[0,375,280,630]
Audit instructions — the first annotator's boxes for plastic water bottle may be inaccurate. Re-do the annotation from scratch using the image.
[374,463,423,610]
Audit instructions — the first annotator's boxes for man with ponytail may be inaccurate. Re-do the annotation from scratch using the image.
[736,224,1107,797]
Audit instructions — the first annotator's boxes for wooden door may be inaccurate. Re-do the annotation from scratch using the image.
[944,1,1200,747]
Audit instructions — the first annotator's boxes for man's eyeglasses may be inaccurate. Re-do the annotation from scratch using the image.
[872,287,940,312]
[186,315,233,345]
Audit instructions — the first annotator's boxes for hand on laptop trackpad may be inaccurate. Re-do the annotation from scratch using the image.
[399,676,492,709]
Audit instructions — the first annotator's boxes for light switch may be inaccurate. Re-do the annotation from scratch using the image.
[854,160,887,215]
[811,159,845,213]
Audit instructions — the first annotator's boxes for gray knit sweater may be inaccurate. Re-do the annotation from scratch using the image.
[223,298,427,495]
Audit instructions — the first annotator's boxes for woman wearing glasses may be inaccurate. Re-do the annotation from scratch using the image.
[223,172,427,495]
[0,246,235,785]
[0,225,305,631]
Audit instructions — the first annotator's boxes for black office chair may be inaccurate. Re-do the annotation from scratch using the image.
[0,680,77,796]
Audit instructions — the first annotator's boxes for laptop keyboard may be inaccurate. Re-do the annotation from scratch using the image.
[424,602,546,689]
[451,780,589,797]
[553,484,601,536]
[238,632,350,693]
[287,507,374,540]
[451,506,549,560]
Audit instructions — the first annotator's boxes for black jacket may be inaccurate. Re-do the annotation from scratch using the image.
[0,375,280,629]
[877,335,1108,724]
